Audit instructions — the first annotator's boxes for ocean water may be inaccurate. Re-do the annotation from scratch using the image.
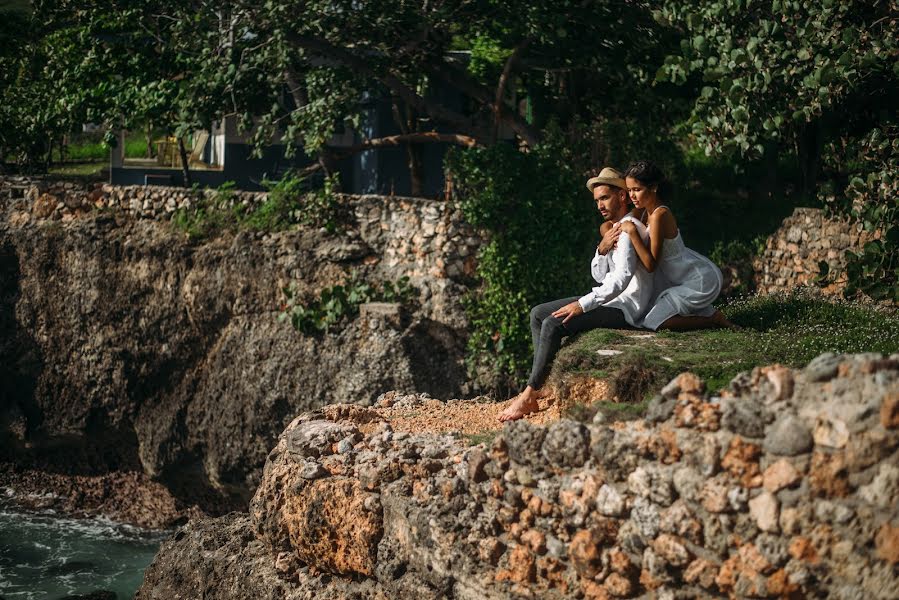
[0,499,168,600]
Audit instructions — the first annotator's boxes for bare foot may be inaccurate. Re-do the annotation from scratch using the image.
[498,394,540,422]
[712,310,741,330]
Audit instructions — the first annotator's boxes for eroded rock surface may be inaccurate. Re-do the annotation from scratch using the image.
[1,181,474,513]
[141,352,899,598]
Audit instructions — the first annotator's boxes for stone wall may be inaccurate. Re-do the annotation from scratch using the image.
[754,207,874,297]
[0,176,482,329]
[139,352,899,599]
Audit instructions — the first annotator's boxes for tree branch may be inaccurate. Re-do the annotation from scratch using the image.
[297,132,479,175]
[427,59,541,147]
[492,36,535,144]
[286,33,486,141]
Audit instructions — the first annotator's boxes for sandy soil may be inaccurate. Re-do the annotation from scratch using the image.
[367,377,610,436]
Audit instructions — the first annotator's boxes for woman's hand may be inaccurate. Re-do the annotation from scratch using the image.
[598,223,621,255]
[619,220,641,243]
[551,301,584,324]
[619,220,637,235]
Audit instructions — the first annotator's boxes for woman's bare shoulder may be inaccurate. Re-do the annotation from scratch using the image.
[649,206,678,236]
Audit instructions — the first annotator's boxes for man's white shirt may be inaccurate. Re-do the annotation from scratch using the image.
[577,215,654,327]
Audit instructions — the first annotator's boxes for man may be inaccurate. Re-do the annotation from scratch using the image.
[498,167,653,422]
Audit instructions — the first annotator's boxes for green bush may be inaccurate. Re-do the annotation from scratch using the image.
[279,274,416,334]
[171,173,342,240]
[171,181,238,239]
[446,141,597,386]
[256,172,341,232]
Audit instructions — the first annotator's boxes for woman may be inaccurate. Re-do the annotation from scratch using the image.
[618,160,736,331]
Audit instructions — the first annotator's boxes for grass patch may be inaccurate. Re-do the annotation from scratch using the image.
[47,162,105,177]
[551,290,899,418]
[463,431,498,447]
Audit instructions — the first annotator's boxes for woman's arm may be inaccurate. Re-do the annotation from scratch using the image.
[621,209,675,273]
[620,219,655,272]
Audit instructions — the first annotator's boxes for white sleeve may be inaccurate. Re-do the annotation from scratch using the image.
[578,234,637,312]
[590,249,609,283]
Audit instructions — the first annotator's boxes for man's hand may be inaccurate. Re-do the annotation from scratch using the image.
[598,223,621,255]
[551,301,584,324]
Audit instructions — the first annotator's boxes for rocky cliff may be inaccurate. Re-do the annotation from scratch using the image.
[137,353,899,599]
[0,177,479,514]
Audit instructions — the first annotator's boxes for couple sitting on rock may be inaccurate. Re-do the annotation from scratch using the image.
[499,160,736,422]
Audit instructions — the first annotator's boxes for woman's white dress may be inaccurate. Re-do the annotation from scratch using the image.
[641,215,723,331]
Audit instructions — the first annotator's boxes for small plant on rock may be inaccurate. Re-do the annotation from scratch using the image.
[279,274,417,335]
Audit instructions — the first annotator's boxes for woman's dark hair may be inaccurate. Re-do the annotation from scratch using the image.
[625,160,673,200]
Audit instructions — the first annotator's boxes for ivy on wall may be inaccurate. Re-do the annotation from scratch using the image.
[446,142,597,387]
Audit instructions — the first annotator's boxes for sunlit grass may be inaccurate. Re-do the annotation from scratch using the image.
[553,290,898,412]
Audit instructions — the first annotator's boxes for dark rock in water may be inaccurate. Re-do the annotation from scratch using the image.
[57,591,116,600]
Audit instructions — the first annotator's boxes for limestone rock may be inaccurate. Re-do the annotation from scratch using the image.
[805,352,844,382]
[748,491,780,532]
[813,413,850,449]
[133,351,899,599]
[721,397,768,438]
[764,415,813,456]
[859,463,899,508]
[876,522,899,565]
[596,484,626,517]
[763,459,801,493]
[541,420,589,469]
[881,393,899,429]
[504,420,547,470]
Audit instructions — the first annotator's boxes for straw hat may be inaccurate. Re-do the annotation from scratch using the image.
[586,167,626,192]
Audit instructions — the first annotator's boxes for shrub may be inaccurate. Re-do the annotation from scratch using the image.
[171,173,343,239]
[446,141,596,387]
[280,274,416,335]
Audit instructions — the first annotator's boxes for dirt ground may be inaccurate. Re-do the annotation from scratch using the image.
[370,377,610,437]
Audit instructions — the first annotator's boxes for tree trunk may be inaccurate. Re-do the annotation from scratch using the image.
[757,141,779,203]
[390,97,425,197]
[797,121,822,203]
[45,138,53,172]
[492,37,534,144]
[408,145,424,197]
[178,137,192,187]
[146,123,154,158]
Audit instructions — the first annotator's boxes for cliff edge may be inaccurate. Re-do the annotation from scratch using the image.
[138,352,899,599]
[0,178,476,516]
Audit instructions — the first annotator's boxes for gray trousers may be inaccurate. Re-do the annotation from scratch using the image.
[526,296,631,388]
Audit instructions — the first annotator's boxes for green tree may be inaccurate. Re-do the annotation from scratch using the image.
[655,0,898,301]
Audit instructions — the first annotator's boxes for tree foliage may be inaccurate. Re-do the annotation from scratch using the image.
[656,0,898,300]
